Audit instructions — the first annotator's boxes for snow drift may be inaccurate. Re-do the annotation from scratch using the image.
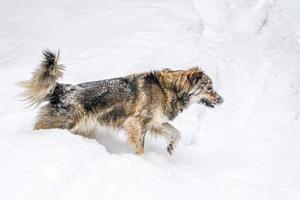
[0,0,299,199]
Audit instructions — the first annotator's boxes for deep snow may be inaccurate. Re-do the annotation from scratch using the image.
[0,0,299,199]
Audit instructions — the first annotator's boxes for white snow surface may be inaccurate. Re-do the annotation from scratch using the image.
[0,0,300,199]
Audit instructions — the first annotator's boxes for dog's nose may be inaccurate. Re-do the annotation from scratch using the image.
[217,96,224,104]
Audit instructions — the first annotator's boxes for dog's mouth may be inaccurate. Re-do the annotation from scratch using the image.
[199,98,215,108]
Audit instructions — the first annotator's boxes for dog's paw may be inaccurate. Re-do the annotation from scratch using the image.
[167,143,174,155]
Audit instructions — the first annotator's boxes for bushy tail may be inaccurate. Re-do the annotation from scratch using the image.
[19,50,64,107]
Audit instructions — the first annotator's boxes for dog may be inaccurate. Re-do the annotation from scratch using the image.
[20,50,223,155]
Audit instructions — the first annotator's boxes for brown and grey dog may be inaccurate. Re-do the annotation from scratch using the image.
[20,50,223,155]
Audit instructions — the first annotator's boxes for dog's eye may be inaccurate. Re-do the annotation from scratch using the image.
[207,86,212,91]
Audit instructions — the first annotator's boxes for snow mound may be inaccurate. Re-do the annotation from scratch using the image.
[0,0,299,199]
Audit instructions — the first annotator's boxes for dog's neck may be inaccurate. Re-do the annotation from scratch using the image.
[155,74,191,120]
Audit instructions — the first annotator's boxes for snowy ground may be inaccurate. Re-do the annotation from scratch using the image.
[0,0,300,199]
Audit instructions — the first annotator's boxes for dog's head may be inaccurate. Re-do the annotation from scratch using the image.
[185,67,223,108]
[162,67,223,108]
[157,67,223,109]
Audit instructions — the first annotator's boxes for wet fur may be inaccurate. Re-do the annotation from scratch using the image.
[20,50,223,155]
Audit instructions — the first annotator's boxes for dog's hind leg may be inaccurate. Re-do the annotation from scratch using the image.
[123,118,146,155]
[150,122,181,155]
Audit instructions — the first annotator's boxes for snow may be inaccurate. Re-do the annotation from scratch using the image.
[0,0,300,199]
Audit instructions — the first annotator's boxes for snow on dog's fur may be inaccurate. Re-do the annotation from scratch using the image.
[20,50,223,155]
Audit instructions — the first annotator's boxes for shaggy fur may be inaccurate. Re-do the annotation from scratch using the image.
[20,50,223,155]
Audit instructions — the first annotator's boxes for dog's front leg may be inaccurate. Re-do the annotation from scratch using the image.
[163,123,181,155]
[139,130,146,149]
[151,123,181,155]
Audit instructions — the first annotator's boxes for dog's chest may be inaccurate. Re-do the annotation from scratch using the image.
[149,110,169,128]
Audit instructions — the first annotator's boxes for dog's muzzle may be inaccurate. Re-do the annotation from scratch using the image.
[199,96,223,108]
[200,99,215,108]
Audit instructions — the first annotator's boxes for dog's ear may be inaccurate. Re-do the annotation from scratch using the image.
[188,72,203,85]
[188,67,200,72]
[162,68,172,72]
